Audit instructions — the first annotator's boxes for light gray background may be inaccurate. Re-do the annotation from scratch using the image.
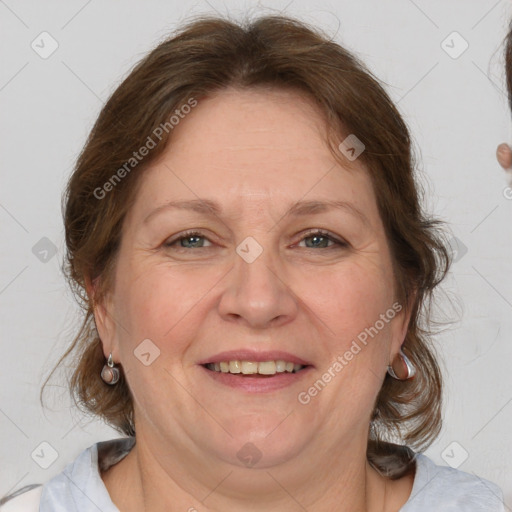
[1,0,512,505]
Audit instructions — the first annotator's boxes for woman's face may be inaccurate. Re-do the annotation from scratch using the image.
[95,88,410,469]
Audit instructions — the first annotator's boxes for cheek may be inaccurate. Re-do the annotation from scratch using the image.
[110,261,220,409]
[302,256,396,403]
[299,256,396,339]
[113,259,226,352]
[301,263,397,420]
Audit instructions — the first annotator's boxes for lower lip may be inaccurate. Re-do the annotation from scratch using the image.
[199,365,314,393]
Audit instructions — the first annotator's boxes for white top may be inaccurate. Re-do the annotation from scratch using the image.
[0,437,505,511]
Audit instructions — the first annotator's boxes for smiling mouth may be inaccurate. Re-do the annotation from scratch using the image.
[202,360,308,376]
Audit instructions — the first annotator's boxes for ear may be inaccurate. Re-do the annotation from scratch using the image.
[389,290,417,358]
[85,275,119,361]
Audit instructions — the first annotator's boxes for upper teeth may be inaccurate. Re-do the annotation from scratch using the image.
[206,360,304,375]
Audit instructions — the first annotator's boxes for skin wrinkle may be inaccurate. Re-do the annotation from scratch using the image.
[95,88,413,512]
[142,198,371,231]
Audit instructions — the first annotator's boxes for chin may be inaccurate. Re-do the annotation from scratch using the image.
[211,415,309,469]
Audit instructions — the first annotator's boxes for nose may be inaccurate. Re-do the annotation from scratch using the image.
[217,245,299,329]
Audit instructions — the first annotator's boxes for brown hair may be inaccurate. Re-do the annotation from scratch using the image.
[42,14,451,478]
[505,20,512,112]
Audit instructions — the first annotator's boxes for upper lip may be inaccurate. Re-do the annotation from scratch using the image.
[198,350,313,367]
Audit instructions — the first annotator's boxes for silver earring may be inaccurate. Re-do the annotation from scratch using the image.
[387,348,416,380]
[100,353,120,385]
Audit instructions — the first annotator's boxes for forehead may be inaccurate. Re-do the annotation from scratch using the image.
[129,88,379,225]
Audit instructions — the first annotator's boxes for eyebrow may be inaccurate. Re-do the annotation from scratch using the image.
[143,198,369,226]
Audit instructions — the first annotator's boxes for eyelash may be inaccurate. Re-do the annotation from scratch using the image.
[164,229,348,250]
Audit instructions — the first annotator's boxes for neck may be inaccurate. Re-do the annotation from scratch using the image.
[102,429,389,512]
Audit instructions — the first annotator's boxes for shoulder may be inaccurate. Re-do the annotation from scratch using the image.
[0,485,42,512]
[1,437,134,512]
[400,452,505,511]
[39,437,134,511]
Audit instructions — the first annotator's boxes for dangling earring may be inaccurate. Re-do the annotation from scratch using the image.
[101,353,120,385]
[387,348,416,380]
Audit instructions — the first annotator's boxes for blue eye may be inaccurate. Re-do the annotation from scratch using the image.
[164,229,347,250]
[298,230,347,249]
[165,231,212,249]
